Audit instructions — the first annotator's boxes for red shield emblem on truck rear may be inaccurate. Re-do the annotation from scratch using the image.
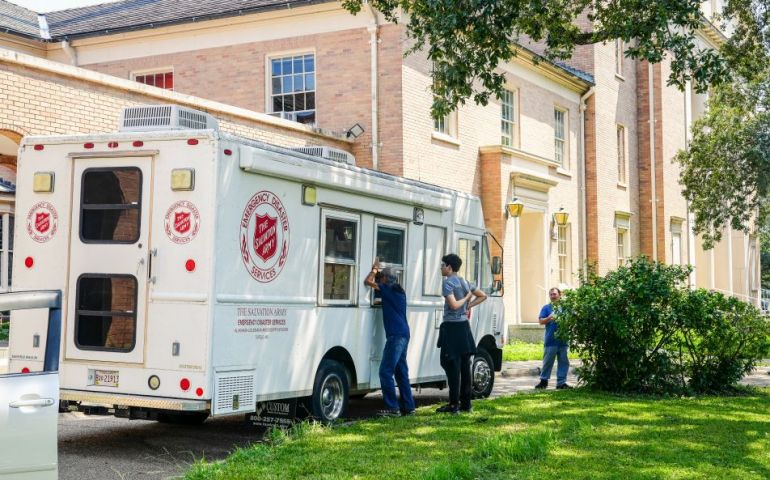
[35,212,50,233]
[174,212,191,234]
[253,214,278,261]
[240,190,290,283]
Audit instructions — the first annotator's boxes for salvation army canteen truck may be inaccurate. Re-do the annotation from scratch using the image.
[8,105,506,423]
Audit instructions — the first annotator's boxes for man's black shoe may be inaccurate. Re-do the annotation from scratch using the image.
[556,383,573,390]
[435,404,459,414]
[378,409,401,417]
[534,380,548,389]
[459,405,473,413]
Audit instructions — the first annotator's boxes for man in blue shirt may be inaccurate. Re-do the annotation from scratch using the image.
[365,258,416,416]
[535,287,572,390]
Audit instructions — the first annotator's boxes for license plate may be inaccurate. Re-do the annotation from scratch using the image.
[90,369,119,387]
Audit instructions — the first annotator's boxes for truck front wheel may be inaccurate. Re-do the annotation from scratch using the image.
[310,359,349,423]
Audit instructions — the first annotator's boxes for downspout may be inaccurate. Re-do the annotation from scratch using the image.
[648,62,658,260]
[365,1,380,170]
[62,39,78,66]
[578,86,595,273]
[684,81,696,287]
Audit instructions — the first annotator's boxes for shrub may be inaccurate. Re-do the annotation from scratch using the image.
[558,257,770,395]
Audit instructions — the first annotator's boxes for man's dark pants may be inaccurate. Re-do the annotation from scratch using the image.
[440,352,472,408]
[379,335,416,412]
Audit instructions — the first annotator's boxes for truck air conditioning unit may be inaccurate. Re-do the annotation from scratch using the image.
[291,146,356,166]
[119,105,219,132]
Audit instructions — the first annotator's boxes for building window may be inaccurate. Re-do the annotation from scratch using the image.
[321,213,359,304]
[269,53,316,125]
[433,111,458,138]
[501,89,518,147]
[617,124,627,184]
[617,229,628,266]
[671,220,683,265]
[749,237,759,292]
[615,213,631,267]
[615,39,624,77]
[133,70,173,90]
[557,224,571,285]
[554,108,567,167]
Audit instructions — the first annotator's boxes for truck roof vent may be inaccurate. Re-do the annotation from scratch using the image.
[291,146,356,166]
[119,105,219,132]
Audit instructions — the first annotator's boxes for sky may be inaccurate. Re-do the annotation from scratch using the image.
[8,0,119,12]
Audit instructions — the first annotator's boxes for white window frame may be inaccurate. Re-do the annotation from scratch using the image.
[749,236,759,292]
[554,107,568,168]
[423,225,446,297]
[265,50,317,125]
[615,213,631,267]
[456,234,481,287]
[615,39,625,78]
[617,124,627,185]
[501,88,519,148]
[372,219,408,304]
[671,220,683,265]
[319,210,360,306]
[130,67,175,90]
[557,224,571,285]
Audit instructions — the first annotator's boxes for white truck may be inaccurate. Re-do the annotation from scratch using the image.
[8,105,505,423]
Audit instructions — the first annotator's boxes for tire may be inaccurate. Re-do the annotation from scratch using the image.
[310,359,349,423]
[471,348,495,399]
[157,411,209,425]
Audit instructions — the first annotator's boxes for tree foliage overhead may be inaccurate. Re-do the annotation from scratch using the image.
[676,0,770,248]
[342,0,746,118]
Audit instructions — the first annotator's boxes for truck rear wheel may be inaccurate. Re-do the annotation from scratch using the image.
[310,359,349,423]
[472,348,495,398]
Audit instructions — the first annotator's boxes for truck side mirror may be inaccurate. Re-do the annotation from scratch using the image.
[491,256,502,275]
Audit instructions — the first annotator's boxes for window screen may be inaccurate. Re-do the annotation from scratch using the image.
[80,168,142,243]
[322,216,358,302]
[75,274,137,352]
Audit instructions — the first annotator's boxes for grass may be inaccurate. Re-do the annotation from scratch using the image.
[185,388,770,480]
[503,340,545,361]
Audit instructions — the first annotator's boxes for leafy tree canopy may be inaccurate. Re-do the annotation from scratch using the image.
[342,0,752,118]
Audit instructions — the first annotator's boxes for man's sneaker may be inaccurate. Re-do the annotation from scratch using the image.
[435,404,459,414]
[534,380,548,389]
[378,409,401,417]
[556,383,573,390]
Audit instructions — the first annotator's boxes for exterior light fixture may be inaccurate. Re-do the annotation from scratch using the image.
[302,185,317,206]
[506,197,524,218]
[346,123,365,139]
[413,207,424,225]
[32,172,54,192]
[553,207,569,226]
[171,168,195,191]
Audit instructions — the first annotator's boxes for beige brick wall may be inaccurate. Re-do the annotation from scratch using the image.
[79,25,404,171]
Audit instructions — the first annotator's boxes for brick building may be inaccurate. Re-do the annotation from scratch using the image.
[0,0,759,329]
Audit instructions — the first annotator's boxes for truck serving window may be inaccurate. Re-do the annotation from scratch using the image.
[372,223,406,305]
[75,274,137,352]
[322,215,359,303]
[80,168,142,243]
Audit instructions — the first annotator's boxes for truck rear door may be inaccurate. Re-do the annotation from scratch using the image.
[65,157,153,366]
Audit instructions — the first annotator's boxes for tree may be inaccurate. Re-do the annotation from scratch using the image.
[341,0,752,118]
[675,0,770,248]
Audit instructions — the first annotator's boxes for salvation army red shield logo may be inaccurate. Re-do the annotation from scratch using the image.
[164,201,200,244]
[174,212,191,234]
[240,190,289,283]
[27,202,58,243]
[253,213,278,261]
[35,212,50,233]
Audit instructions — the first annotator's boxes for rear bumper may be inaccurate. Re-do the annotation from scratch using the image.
[60,389,210,411]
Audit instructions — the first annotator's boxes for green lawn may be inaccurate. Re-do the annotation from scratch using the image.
[186,388,770,480]
[503,340,545,361]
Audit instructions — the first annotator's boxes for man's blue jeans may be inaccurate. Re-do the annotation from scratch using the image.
[540,345,570,386]
[379,335,416,412]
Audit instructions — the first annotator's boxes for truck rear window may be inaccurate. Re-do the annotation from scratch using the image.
[80,168,142,243]
[75,274,137,352]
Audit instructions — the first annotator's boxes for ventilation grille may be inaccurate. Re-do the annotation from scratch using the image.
[119,105,218,132]
[291,146,356,166]
[214,373,254,415]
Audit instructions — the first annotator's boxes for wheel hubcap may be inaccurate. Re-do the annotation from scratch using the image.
[319,374,344,420]
[473,358,492,395]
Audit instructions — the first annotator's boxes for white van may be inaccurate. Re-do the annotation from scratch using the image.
[8,105,505,423]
